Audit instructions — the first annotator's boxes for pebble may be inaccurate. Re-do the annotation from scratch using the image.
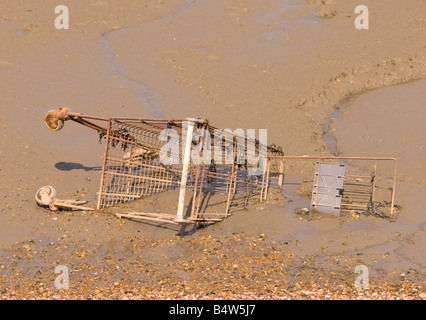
[296,208,309,215]
[0,233,423,300]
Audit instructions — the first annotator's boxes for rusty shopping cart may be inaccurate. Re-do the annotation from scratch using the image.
[44,108,284,226]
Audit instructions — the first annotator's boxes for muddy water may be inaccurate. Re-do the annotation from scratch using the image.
[98,0,203,118]
[324,79,426,271]
[99,30,165,117]
[99,0,325,119]
[257,0,325,41]
[329,79,426,186]
[323,103,347,156]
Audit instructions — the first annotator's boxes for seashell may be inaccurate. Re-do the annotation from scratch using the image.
[35,185,57,206]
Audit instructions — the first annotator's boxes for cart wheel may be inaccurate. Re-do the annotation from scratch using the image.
[44,107,70,131]
[35,185,57,206]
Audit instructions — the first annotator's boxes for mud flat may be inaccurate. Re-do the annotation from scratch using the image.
[0,0,425,299]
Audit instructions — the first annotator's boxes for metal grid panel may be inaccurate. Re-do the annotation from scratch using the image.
[95,118,284,225]
[267,155,397,218]
[97,119,185,209]
[310,162,346,216]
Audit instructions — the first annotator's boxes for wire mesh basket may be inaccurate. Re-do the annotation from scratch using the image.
[44,108,284,226]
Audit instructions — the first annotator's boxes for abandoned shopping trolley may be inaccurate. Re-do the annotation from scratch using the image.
[43,107,284,226]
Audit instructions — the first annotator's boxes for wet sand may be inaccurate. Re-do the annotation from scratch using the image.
[328,79,426,273]
[0,0,425,299]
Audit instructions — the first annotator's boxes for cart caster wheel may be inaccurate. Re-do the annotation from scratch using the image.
[35,185,57,206]
[44,107,70,131]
